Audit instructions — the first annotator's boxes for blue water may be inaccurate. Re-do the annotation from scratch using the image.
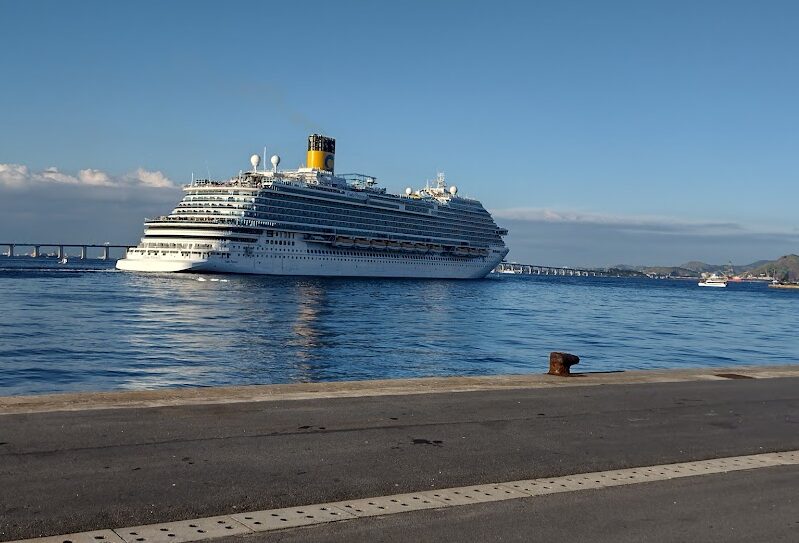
[0,258,796,396]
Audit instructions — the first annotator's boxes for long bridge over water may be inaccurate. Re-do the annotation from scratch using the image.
[1,242,133,260]
[494,262,612,277]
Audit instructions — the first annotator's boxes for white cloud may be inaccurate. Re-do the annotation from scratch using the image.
[129,168,174,188]
[0,163,178,190]
[491,207,745,235]
[493,207,799,266]
[0,164,32,188]
[78,168,113,186]
[0,163,183,244]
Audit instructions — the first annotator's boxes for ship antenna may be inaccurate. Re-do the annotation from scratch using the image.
[263,146,267,173]
[191,172,194,185]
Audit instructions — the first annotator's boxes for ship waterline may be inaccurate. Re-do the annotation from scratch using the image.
[116,135,509,278]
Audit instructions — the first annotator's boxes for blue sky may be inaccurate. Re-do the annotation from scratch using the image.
[1,0,797,266]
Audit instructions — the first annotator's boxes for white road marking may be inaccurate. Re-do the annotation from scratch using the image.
[11,450,799,543]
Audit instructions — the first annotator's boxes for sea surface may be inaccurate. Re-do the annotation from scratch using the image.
[0,258,796,396]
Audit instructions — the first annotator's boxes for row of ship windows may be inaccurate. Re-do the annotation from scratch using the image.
[238,247,473,261]
[307,251,471,261]
[134,250,211,257]
[171,209,498,244]
[240,255,481,264]
[269,184,485,213]
[253,200,497,232]
[186,190,256,196]
[138,243,214,249]
[176,198,497,233]
[174,207,496,242]
[186,185,486,215]
[183,195,254,202]
[260,192,494,226]
[248,211,498,243]
[175,209,243,217]
[184,189,492,226]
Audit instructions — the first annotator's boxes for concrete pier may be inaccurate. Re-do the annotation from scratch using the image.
[1,365,798,543]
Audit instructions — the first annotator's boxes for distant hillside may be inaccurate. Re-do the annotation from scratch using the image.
[641,266,699,278]
[736,260,773,273]
[604,268,648,277]
[612,258,785,277]
[680,260,773,274]
[680,261,718,273]
[749,255,799,282]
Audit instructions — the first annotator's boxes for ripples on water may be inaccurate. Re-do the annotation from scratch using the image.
[0,259,796,395]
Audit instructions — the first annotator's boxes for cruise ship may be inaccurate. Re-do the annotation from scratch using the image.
[116,135,509,278]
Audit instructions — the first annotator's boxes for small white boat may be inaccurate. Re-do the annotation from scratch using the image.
[698,274,728,288]
[58,256,68,265]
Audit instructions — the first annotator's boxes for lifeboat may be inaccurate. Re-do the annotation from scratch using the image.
[333,236,354,248]
[370,240,387,250]
[354,238,371,248]
[413,244,429,253]
[400,242,415,251]
[386,241,401,251]
[429,245,444,253]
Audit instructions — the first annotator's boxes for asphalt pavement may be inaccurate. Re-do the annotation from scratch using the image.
[1,373,798,541]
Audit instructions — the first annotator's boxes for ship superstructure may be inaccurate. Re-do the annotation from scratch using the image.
[116,135,509,278]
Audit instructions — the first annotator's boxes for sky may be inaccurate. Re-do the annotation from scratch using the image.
[1,0,797,267]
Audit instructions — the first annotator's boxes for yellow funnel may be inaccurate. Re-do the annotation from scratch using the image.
[307,134,335,173]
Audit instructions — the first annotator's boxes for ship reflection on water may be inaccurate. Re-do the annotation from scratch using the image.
[116,274,491,389]
[287,282,330,381]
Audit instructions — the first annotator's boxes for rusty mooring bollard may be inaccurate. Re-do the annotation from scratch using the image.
[549,352,580,376]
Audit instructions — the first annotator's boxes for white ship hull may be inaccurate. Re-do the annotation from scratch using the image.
[116,241,508,279]
[698,281,727,288]
[115,258,203,273]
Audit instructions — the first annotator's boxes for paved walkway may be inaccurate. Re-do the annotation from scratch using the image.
[2,366,798,542]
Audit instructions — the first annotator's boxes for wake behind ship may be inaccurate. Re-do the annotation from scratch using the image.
[116,135,509,278]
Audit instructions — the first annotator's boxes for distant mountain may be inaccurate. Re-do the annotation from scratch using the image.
[679,259,773,274]
[749,255,799,282]
[642,266,700,278]
[680,261,718,273]
[612,257,789,278]
[603,268,648,277]
[737,260,773,273]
